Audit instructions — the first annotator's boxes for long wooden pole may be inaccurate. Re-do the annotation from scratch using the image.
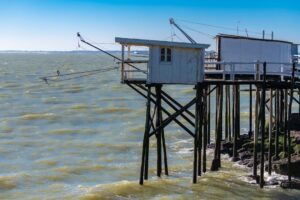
[193,84,200,183]
[259,62,267,188]
[249,84,253,138]
[155,85,162,177]
[268,89,273,175]
[140,86,151,185]
[287,63,296,182]
[253,62,260,177]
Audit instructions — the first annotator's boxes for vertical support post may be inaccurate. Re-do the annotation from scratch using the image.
[259,62,267,188]
[193,84,200,183]
[268,89,273,175]
[225,85,229,140]
[283,87,288,153]
[203,86,208,173]
[232,84,239,161]
[140,86,151,185]
[287,63,296,182]
[162,122,169,176]
[207,85,211,144]
[155,85,162,178]
[253,62,260,178]
[211,85,223,169]
[249,84,253,138]
[198,85,203,176]
[236,85,240,139]
[121,45,125,82]
[275,89,279,160]
[228,85,232,141]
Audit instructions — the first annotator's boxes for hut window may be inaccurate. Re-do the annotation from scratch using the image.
[160,47,172,62]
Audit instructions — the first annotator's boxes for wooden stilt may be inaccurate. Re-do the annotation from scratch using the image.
[155,85,162,177]
[236,85,240,139]
[274,89,279,160]
[228,85,232,142]
[268,89,273,175]
[225,85,229,140]
[253,62,260,178]
[160,86,168,176]
[193,84,200,183]
[283,88,288,153]
[203,86,208,173]
[140,86,151,185]
[287,63,296,183]
[259,62,267,188]
[249,84,253,138]
[198,85,203,176]
[161,127,168,176]
[207,85,211,144]
[232,85,239,161]
[212,85,223,170]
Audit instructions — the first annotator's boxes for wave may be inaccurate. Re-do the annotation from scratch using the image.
[21,113,60,121]
[95,107,132,114]
[54,165,105,175]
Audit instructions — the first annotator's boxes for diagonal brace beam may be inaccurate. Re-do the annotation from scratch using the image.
[127,83,195,137]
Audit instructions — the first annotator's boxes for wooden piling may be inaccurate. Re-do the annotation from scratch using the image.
[232,85,239,161]
[193,84,200,183]
[203,86,208,173]
[287,63,296,182]
[249,84,253,138]
[253,62,260,177]
[212,85,223,170]
[259,62,267,188]
[274,89,279,160]
[225,85,229,140]
[268,89,273,175]
[140,86,151,185]
[283,88,288,153]
[207,85,211,144]
[197,85,203,176]
[155,85,162,177]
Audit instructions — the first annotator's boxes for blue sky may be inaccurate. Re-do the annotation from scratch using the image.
[0,0,299,51]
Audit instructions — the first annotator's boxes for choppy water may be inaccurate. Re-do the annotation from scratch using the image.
[0,52,299,199]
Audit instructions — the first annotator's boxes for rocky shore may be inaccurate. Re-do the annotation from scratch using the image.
[210,131,300,189]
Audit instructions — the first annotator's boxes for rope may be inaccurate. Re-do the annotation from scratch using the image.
[180,25,215,39]
[40,66,118,84]
[176,18,271,37]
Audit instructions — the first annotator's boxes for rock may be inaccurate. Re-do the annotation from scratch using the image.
[247,160,254,168]
[281,180,300,189]
[231,157,240,162]
[239,151,252,160]
[207,143,215,149]
[238,158,251,166]
[273,155,300,177]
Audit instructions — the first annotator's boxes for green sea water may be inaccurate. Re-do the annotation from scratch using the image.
[0,52,299,199]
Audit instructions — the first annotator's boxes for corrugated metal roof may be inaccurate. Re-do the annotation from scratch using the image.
[115,37,210,49]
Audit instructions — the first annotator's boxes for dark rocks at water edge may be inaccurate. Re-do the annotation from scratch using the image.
[208,133,300,179]
[272,156,300,177]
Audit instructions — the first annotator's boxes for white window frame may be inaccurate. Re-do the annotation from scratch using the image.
[160,47,172,63]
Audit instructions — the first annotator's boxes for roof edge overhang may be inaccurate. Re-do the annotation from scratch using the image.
[115,37,210,49]
[215,34,294,45]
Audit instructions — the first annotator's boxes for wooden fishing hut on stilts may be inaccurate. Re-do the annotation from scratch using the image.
[115,37,210,184]
[114,33,300,188]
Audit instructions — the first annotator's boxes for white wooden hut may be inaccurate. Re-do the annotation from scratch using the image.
[115,37,210,84]
[216,34,298,75]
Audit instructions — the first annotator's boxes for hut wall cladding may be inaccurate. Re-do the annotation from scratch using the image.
[148,46,204,84]
[219,36,293,73]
